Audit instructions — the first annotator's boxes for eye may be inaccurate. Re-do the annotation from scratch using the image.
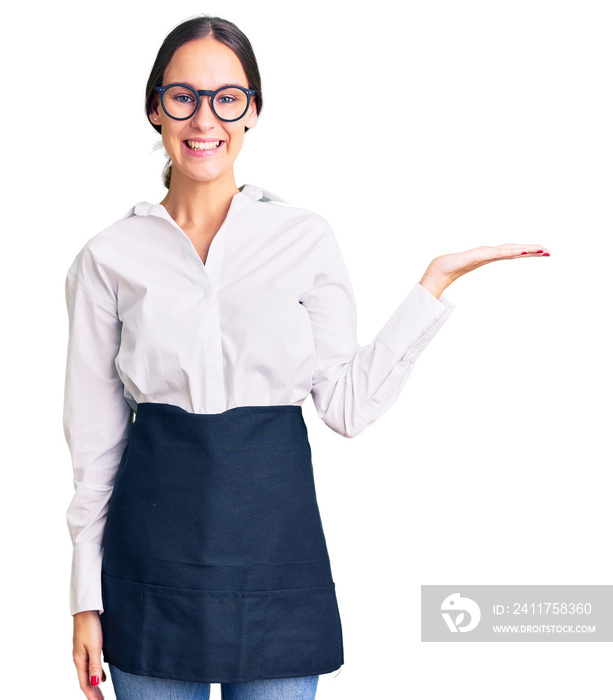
[163,86,198,104]
[172,92,196,104]
[215,93,238,105]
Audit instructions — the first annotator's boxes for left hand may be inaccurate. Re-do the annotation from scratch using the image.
[419,244,550,299]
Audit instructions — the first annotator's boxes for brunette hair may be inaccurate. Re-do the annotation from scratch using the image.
[145,16,263,188]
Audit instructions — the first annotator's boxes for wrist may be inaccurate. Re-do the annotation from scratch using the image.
[419,261,451,300]
[73,609,100,621]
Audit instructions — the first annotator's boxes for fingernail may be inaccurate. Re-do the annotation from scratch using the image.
[521,251,528,255]
[537,249,543,253]
[542,252,550,256]
[91,676,100,687]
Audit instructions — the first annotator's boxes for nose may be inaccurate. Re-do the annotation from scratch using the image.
[190,97,219,129]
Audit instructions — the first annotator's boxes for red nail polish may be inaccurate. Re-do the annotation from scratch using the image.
[542,252,550,256]
[91,676,100,687]
[521,251,528,255]
[537,250,543,253]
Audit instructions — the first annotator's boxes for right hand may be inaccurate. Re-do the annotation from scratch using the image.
[72,610,106,699]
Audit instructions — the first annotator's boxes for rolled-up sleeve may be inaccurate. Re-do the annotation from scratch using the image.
[304,229,454,437]
[64,262,131,615]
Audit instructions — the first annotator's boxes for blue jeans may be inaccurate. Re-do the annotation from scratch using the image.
[109,665,319,699]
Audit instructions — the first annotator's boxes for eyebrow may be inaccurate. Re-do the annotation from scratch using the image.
[166,81,247,90]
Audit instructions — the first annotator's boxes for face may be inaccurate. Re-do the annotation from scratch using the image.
[149,37,257,189]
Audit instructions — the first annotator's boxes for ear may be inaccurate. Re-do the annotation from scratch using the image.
[149,95,162,126]
[244,99,258,129]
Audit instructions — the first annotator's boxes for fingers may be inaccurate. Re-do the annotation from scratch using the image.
[74,647,105,699]
[494,244,551,258]
[89,653,104,692]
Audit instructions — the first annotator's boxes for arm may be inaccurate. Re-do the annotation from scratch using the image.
[304,232,550,438]
[64,261,132,697]
[302,229,453,438]
[64,270,132,613]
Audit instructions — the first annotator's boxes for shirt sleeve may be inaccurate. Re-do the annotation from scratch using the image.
[303,228,454,437]
[64,264,132,615]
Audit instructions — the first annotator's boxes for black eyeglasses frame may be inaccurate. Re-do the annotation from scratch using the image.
[153,84,257,122]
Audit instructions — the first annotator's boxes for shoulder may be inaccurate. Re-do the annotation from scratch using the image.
[241,184,337,251]
[68,200,166,271]
[66,205,149,301]
[244,184,328,223]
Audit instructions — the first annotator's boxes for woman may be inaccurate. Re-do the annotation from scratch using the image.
[65,15,549,700]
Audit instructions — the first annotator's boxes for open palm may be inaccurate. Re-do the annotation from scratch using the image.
[420,243,550,299]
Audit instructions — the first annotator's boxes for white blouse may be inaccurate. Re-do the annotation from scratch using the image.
[64,184,454,615]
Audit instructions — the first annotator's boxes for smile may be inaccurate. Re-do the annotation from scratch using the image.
[185,140,223,151]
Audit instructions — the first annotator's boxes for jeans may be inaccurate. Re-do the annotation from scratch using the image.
[108,665,319,700]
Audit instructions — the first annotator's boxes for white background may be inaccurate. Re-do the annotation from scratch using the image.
[1,0,611,697]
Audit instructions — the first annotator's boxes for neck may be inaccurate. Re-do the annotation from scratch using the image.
[160,171,240,230]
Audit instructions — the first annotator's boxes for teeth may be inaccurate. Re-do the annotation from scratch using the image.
[186,140,221,150]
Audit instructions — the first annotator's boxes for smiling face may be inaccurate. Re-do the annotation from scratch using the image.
[148,37,258,190]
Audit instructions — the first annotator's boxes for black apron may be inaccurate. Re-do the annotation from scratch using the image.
[100,403,344,683]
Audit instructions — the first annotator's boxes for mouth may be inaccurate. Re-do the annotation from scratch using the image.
[184,139,224,151]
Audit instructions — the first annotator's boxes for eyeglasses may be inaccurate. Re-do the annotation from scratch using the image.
[153,84,257,122]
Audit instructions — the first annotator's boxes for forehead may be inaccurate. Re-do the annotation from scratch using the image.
[163,37,248,87]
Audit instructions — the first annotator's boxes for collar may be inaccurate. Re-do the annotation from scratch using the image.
[117,184,285,222]
[239,184,286,203]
